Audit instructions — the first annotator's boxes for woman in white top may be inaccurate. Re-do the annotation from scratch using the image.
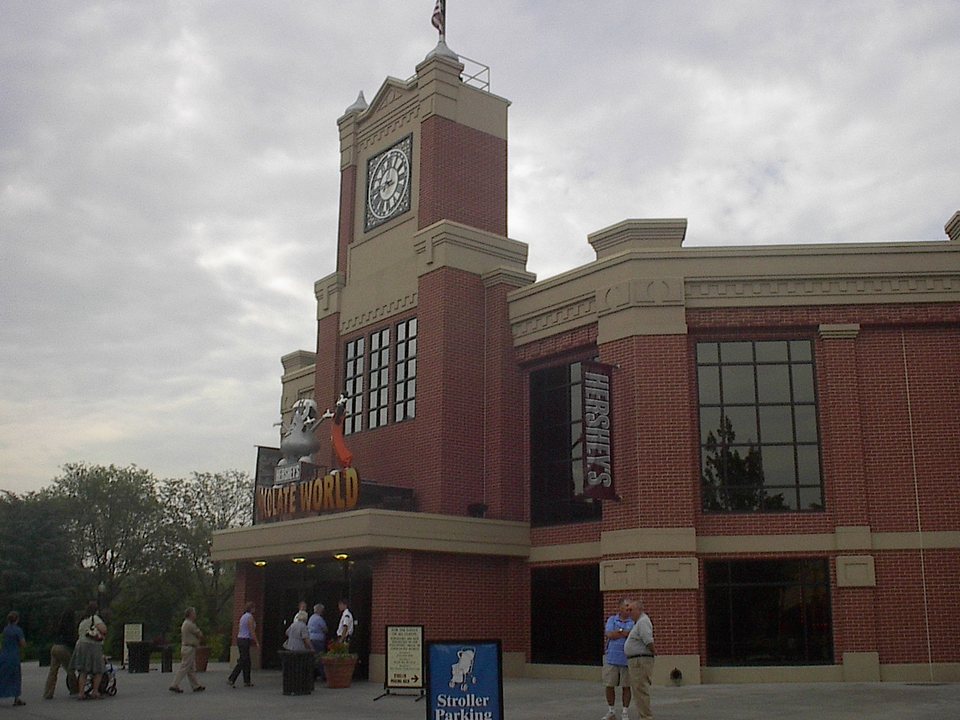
[284,611,313,653]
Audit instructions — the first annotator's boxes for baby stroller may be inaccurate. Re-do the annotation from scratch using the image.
[77,656,118,697]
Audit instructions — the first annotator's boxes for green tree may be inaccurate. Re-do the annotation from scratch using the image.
[159,470,253,635]
[0,490,85,654]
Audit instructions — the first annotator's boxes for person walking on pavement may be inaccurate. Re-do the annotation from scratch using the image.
[624,599,655,720]
[0,611,26,707]
[601,597,634,720]
[169,607,205,694]
[228,601,259,688]
[44,608,79,699]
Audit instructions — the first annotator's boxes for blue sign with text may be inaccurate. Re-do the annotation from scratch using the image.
[427,640,502,720]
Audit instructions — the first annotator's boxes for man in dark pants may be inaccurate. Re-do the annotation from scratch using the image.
[228,601,259,687]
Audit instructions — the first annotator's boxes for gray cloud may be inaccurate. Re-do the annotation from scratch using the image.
[2,1,958,492]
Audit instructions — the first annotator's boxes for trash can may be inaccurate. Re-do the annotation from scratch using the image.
[126,641,152,673]
[161,644,174,673]
[279,651,315,695]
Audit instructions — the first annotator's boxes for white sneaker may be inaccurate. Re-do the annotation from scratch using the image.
[601,711,616,720]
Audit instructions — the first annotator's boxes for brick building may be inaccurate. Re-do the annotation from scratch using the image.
[211,46,960,685]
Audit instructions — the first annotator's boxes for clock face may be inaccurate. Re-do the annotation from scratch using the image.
[364,135,412,231]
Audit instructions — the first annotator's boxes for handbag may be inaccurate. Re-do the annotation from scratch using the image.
[85,616,103,641]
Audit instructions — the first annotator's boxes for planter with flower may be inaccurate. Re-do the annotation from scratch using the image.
[321,640,358,688]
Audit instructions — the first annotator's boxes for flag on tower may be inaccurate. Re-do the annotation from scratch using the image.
[431,0,445,37]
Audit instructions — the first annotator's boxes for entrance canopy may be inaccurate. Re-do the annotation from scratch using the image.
[211,508,530,563]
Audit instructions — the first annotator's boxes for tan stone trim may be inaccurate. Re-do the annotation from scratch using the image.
[601,527,697,555]
[843,652,880,682]
[600,557,699,590]
[817,323,861,340]
[588,219,687,258]
[510,292,596,345]
[871,530,960,550]
[414,221,529,278]
[685,273,960,307]
[702,665,843,683]
[315,271,345,321]
[527,542,600,564]
[281,350,316,375]
[697,532,836,554]
[210,509,530,562]
[835,555,876,587]
[339,292,418,334]
[697,529,960,554]
[481,266,537,290]
[834,526,872,550]
[880,663,960,682]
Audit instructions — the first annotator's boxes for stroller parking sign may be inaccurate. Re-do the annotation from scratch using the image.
[427,640,502,720]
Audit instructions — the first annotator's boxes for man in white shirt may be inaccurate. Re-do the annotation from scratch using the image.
[623,598,655,720]
[336,599,354,647]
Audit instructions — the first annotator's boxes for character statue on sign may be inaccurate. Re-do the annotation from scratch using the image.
[278,399,323,468]
[277,394,354,470]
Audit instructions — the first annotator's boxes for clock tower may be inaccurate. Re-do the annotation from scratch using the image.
[314,44,534,517]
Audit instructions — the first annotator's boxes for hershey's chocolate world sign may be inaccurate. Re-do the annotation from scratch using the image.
[581,361,617,500]
[254,447,360,523]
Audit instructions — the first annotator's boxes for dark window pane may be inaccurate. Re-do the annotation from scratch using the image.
[697,342,719,364]
[790,340,811,361]
[761,445,795,485]
[720,342,753,363]
[794,405,818,443]
[757,364,791,403]
[797,445,821,485]
[722,365,756,403]
[759,405,793,443]
[755,341,789,362]
[698,366,721,404]
[723,406,757,444]
[701,407,722,443]
[791,364,815,403]
[799,484,823,510]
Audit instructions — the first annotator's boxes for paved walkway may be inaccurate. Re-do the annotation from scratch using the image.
[8,661,959,719]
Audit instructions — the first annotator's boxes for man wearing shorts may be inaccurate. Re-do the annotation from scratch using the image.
[601,597,634,720]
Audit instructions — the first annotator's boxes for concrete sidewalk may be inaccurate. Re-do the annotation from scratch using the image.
[10,661,959,719]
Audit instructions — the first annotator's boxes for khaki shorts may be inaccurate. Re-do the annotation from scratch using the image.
[602,659,630,687]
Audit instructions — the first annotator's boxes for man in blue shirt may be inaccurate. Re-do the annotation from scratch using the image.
[308,604,328,680]
[601,598,634,720]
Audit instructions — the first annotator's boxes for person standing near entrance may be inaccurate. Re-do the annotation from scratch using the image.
[169,607,205,693]
[228,601,259,688]
[601,597,634,720]
[624,599,655,720]
[336,599,354,647]
[308,604,328,679]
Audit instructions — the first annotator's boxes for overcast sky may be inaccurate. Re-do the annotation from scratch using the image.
[2,1,958,494]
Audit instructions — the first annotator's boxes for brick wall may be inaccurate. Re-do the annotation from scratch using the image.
[418,115,507,236]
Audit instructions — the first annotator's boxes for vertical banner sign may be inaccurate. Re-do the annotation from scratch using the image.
[427,640,502,720]
[385,625,425,692]
[581,361,617,500]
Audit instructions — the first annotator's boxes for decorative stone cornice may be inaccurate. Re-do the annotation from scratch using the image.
[339,292,418,335]
[280,350,317,375]
[482,266,537,289]
[414,221,529,277]
[511,292,596,343]
[588,218,687,259]
[684,273,960,307]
